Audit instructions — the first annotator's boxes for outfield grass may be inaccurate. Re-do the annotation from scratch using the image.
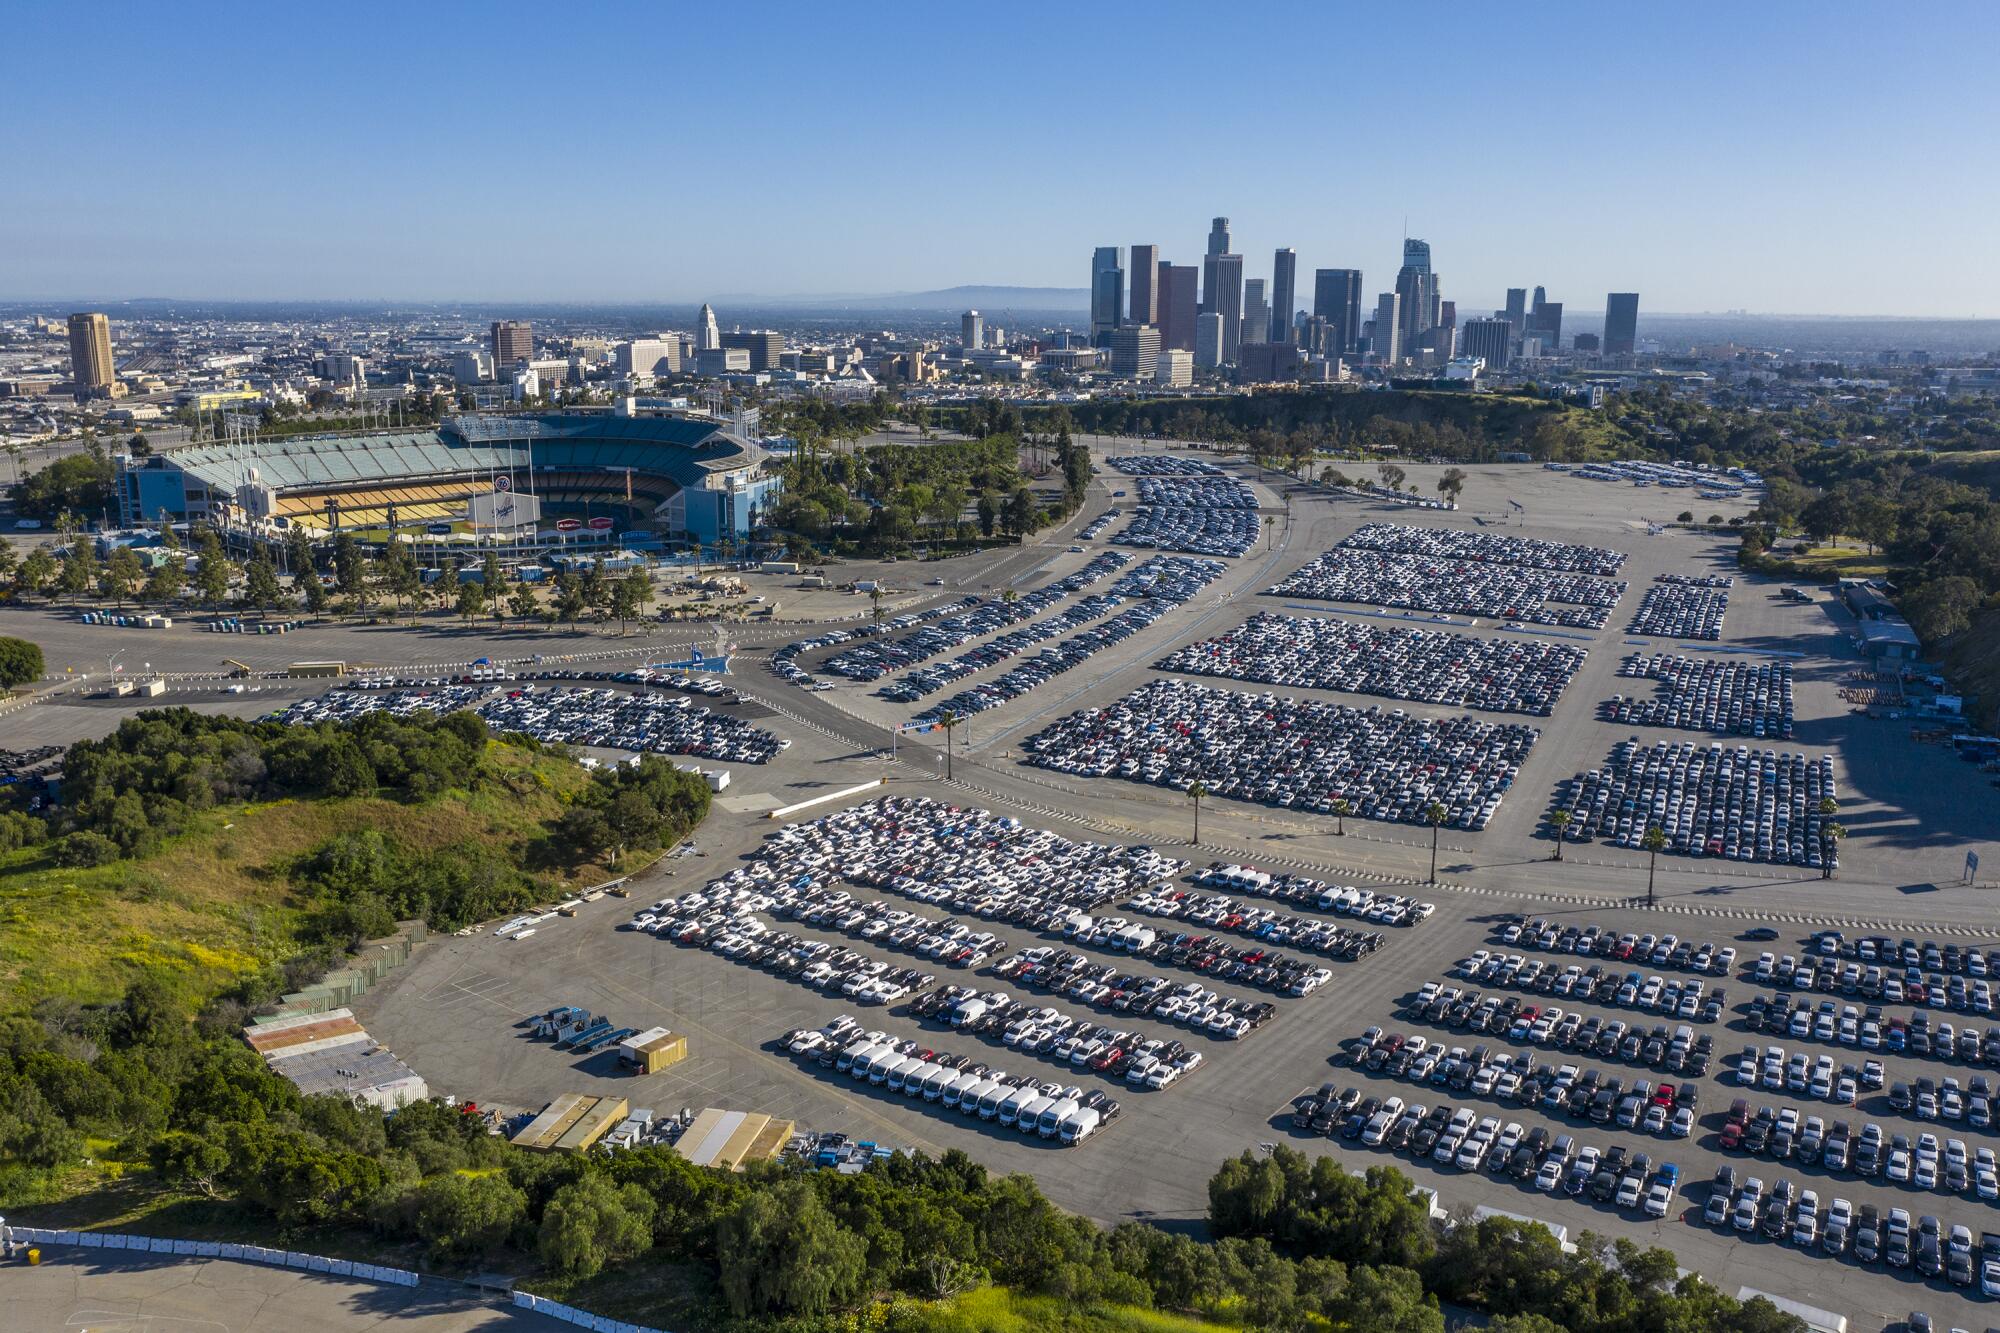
[0,742,603,1015]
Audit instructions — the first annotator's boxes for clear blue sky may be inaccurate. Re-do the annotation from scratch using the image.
[7,1,1996,316]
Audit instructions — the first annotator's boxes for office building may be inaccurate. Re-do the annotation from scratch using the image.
[1091,246,1124,345]
[1203,253,1244,362]
[1129,245,1160,326]
[719,330,784,373]
[1109,324,1161,380]
[452,350,493,384]
[961,309,983,351]
[1460,317,1512,371]
[1238,342,1302,383]
[1573,333,1601,353]
[613,338,680,380]
[696,304,721,351]
[1241,279,1269,347]
[1270,248,1297,344]
[1528,289,1563,351]
[1158,262,1198,352]
[1312,269,1363,356]
[1154,347,1193,388]
[1194,312,1223,369]
[1207,216,1230,258]
[1394,239,1435,348]
[316,353,367,389]
[1603,292,1640,356]
[694,347,750,375]
[1503,288,1528,339]
[68,312,116,397]
[491,320,532,373]
[1373,292,1402,364]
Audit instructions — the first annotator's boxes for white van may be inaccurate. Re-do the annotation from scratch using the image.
[951,997,991,1028]
[1016,1094,1055,1132]
[997,1086,1036,1127]
[975,1082,1011,1119]
[871,1053,914,1087]
[920,1066,955,1100]
[1059,1107,1101,1145]
[1037,1097,1081,1137]
[940,1071,980,1109]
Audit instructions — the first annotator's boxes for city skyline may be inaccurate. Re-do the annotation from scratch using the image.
[4,2,1997,316]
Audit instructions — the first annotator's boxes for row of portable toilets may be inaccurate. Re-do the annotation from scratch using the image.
[77,611,172,628]
[208,618,305,633]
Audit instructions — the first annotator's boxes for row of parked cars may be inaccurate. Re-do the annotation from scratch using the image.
[822,582,1094,682]
[1122,890,1393,964]
[910,597,1176,726]
[1403,983,1716,1078]
[1111,503,1259,558]
[1107,455,1229,477]
[1720,1100,2000,1202]
[984,947,1278,1037]
[1745,992,2000,1063]
[1733,1042,1887,1103]
[1548,739,1839,868]
[1156,610,1587,717]
[473,686,787,764]
[1607,654,1793,739]
[1042,915,1346,993]
[629,888,937,1005]
[1753,949,1999,1012]
[1453,951,1725,1023]
[1191,863,1436,924]
[1296,1082,1682,1219]
[1628,580,1731,641]
[1496,917,1740,977]
[1104,555,1228,603]
[785,1015,1121,1144]
[1023,677,1538,830]
[1267,546,1624,630]
[1132,475,1258,510]
[882,593,1124,702]
[769,598,979,686]
[1702,1168,2000,1292]
[1338,521,1629,578]
[1336,1028,1702,1139]
[1816,932,2000,976]
[909,985,1210,1087]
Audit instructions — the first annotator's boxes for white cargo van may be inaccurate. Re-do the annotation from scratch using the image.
[997,1086,1036,1126]
[975,1082,1011,1119]
[1014,1094,1054,1130]
[1037,1097,1081,1137]
[1058,1107,1101,1145]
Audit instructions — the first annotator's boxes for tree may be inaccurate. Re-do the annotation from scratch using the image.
[536,1174,655,1279]
[507,581,540,626]
[1332,797,1351,836]
[15,547,55,599]
[938,709,959,780]
[1377,462,1406,492]
[1437,467,1467,505]
[553,573,587,629]
[193,529,232,609]
[1818,797,1845,878]
[299,563,329,616]
[284,526,315,581]
[1264,514,1276,550]
[977,492,998,537]
[1425,801,1448,884]
[1642,824,1667,908]
[0,535,15,590]
[143,555,183,608]
[624,567,652,620]
[1004,485,1037,539]
[332,531,366,602]
[242,554,283,615]
[1549,808,1572,861]
[1902,575,1981,643]
[482,552,506,623]
[0,636,45,690]
[58,539,96,602]
[102,546,143,606]
[715,1180,870,1318]
[415,1174,527,1262]
[455,577,484,624]
[1189,780,1207,846]
[610,574,642,633]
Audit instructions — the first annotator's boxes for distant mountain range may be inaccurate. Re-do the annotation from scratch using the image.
[722,285,1090,313]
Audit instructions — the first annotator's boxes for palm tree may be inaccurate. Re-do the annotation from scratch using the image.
[938,710,959,781]
[871,585,885,623]
[1549,809,1573,861]
[1821,822,1846,879]
[1188,781,1207,846]
[1641,825,1667,908]
[1424,801,1448,884]
[1263,514,1276,550]
[1331,798,1351,837]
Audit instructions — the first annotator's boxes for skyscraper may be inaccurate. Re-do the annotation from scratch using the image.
[1205,253,1244,362]
[1394,239,1435,349]
[1461,317,1512,370]
[1527,289,1563,351]
[1129,245,1160,327]
[1373,292,1402,364]
[67,312,115,397]
[1503,288,1528,340]
[1194,312,1224,369]
[1241,280,1269,347]
[1207,216,1230,258]
[1603,292,1640,356]
[1091,246,1124,345]
[1158,263,1198,353]
[1270,248,1297,344]
[696,304,721,351]
[1109,324,1161,380]
[962,309,983,350]
[1312,269,1363,356]
[491,320,532,373]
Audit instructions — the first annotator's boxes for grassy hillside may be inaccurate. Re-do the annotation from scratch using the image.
[0,741,599,1015]
[1938,607,2000,731]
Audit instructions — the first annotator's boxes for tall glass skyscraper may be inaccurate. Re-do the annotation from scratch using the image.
[1090,246,1124,345]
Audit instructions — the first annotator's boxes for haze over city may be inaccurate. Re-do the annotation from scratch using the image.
[7,0,1999,316]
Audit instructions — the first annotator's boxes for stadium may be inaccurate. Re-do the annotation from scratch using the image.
[114,409,781,550]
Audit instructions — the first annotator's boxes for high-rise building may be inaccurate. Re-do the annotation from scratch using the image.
[491,320,532,373]
[1091,246,1124,345]
[1158,262,1198,353]
[1194,312,1224,369]
[719,330,785,372]
[1241,280,1269,347]
[1503,288,1528,339]
[1269,248,1297,344]
[1373,292,1402,364]
[613,338,680,380]
[961,309,983,350]
[696,304,721,351]
[1312,269,1363,355]
[1528,289,1564,351]
[1202,253,1244,362]
[1109,324,1161,380]
[1154,347,1194,388]
[67,312,115,397]
[1603,293,1640,356]
[1129,245,1160,326]
[1394,239,1436,349]
[1460,318,1512,370]
[1207,216,1231,258]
